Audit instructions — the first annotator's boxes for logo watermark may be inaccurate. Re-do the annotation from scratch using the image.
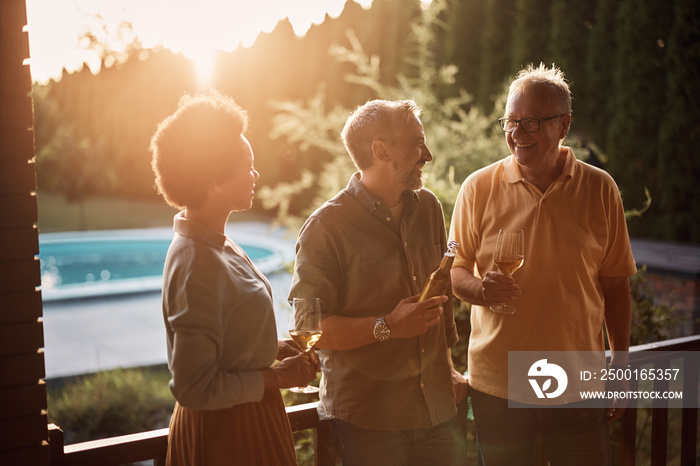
[507,351,698,408]
[528,359,568,398]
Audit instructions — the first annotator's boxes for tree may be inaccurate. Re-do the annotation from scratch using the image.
[32,0,700,244]
[476,0,515,111]
[548,0,595,107]
[34,117,116,230]
[436,0,485,97]
[581,0,619,142]
[606,0,673,237]
[510,0,553,72]
[656,0,700,243]
[258,0,505,229]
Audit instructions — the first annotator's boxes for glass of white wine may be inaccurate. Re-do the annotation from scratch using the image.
[288,297,323,394]
[489,228,524,315]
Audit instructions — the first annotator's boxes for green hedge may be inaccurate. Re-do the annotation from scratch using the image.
[47,366,175,445]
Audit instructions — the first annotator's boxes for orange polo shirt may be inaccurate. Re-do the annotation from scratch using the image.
[449,147,636,399]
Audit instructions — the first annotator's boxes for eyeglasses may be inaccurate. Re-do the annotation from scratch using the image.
[498,114,567,133]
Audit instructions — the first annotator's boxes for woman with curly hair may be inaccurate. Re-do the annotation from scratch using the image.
[151,91,318,466]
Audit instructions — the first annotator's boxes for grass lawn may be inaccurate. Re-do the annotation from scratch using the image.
[37,190,177,232]
[36,190,274,233]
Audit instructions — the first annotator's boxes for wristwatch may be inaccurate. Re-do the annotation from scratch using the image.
[373,316,391,342]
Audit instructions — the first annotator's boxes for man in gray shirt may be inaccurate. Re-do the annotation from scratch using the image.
[289,99,468,465]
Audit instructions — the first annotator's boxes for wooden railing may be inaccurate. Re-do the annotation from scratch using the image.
[48,335,700,466]
[615,335,700,466]
[48,402,335,466]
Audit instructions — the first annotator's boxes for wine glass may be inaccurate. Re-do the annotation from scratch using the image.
[489,228,524,314]
[288,297,323,394]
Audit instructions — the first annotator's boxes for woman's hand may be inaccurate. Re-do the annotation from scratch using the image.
[262,352,318,390]
[278,338,321,371]
[277,338,302,360]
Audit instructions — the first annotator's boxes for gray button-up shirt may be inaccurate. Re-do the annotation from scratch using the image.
[289,173,459,430]
[162,212,278,410]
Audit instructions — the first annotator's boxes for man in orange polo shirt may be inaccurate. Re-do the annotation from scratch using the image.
[449,64,636,465]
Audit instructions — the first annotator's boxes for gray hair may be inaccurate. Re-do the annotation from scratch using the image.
[341,99,422,170]
[509,63,572,115]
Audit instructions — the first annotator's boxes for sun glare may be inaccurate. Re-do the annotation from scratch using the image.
[190,50,217,86]
[25,0,372,84]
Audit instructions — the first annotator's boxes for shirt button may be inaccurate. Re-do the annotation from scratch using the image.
[412,276,417,281]
[386,217,391,222]
[421,348,426,354]
[420,382,425,388]
[404,241,408,247]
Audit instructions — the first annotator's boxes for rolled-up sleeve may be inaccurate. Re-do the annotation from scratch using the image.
[288,215,340,319]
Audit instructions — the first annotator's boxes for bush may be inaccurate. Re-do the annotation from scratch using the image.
[628,266,676,346]
[47,367,175,444]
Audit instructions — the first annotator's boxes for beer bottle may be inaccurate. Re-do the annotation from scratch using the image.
[418,241,459,302]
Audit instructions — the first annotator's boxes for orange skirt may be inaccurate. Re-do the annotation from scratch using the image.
[166,390,297,466]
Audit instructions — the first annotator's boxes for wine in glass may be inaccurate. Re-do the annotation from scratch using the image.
[489,228,524,314]
[288,297,322,394]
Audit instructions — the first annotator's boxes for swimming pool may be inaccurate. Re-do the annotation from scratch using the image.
[39,228,284,301]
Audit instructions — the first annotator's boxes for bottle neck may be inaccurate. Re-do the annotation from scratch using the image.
[439,253,455,271]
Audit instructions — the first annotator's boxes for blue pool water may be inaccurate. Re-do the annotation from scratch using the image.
[40,239,272,286]
[39,232,278,300]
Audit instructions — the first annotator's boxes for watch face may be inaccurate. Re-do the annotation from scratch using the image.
[374,320,390,341]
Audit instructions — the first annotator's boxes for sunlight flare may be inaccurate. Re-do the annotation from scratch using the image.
[190,49,217,86]
[25,0,372,83]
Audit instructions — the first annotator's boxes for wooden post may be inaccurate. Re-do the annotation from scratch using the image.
[0,0,50,464]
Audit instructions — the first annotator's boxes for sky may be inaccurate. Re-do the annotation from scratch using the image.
[24,0,374,84]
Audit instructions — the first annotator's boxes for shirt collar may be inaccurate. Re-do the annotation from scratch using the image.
[173,211,227,250]
[502,146,576,184]
[560,146,576,178]
[346,172,420,214]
